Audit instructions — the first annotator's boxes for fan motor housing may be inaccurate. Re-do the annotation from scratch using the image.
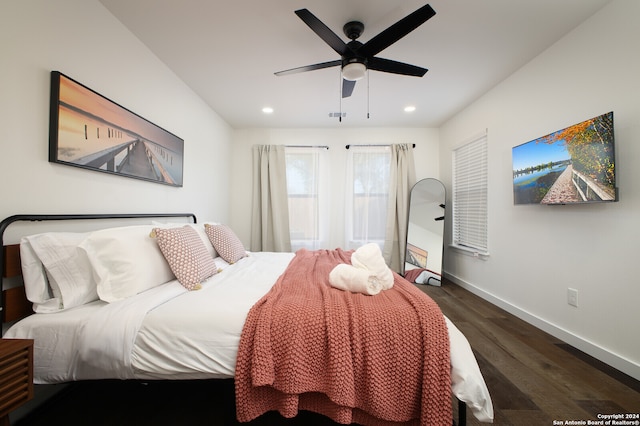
[343,21,364,40]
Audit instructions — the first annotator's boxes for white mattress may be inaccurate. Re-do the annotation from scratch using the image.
[5,251,493,422]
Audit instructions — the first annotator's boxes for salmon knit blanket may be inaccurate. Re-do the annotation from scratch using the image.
[235,248,451,425]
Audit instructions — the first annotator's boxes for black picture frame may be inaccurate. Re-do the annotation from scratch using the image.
[49,71,184,187]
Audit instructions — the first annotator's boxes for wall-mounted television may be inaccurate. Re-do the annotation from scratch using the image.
[512,111,617,205]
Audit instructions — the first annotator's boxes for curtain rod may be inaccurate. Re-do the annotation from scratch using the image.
[345,143,416,149]
[285,145,329,150]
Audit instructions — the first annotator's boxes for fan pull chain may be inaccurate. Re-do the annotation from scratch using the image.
[339,71,343,122]
[367,69,370,119]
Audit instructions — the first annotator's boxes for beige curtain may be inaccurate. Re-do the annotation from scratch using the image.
[383,144,416,272]
[250,145,292,252]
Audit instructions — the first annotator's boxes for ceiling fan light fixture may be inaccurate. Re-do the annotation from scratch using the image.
[342,62,366,81]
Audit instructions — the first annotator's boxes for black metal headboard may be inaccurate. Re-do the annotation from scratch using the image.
[0,213,197,326]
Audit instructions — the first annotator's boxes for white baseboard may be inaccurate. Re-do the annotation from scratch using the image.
[443,271,640,382]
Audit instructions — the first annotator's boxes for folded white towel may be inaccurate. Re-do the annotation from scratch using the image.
[329,264,382,296]
[351,243,394,290]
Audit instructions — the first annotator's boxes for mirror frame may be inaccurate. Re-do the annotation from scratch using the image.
[402,178,446,277]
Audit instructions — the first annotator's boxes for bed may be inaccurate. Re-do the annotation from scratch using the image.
[1,213,493,426]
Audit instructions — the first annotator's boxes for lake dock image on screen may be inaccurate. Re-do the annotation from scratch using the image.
[512,112,616,205]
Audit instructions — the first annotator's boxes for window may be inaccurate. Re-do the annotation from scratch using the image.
[452,132,489,255]
[285,147,328,250]
[345,146,392,250]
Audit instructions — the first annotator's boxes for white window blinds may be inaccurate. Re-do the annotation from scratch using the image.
[452,132,489,254]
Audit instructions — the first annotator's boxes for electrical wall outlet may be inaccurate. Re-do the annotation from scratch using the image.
[567,288,579,307]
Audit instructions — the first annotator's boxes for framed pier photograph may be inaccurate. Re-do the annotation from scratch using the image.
[49,71,184,187]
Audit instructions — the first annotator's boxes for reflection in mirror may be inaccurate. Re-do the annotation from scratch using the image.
[403,178,446,286]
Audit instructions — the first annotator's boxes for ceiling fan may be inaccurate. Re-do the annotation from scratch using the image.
[275,4,436,98]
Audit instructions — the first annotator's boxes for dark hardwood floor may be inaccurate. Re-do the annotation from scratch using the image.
[13,280,640,425]
[419,279,640,425]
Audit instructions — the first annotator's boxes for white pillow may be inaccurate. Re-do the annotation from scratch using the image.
[20,232,97,313]
[21,237,57,312]
[79,225,175,303]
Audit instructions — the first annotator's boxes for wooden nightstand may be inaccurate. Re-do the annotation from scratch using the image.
[0,339,33,426]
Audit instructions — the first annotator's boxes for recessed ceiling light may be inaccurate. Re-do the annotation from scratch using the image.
[262,107,274,114]
[404,105,416,113]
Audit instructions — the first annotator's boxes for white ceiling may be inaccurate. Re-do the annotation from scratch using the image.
[98,0,610,129]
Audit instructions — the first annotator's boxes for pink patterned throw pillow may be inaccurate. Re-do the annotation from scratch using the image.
[204,224,248,264]
[152,226,218,290]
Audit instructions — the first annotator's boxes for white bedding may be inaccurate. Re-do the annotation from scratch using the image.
[5,251,493,422]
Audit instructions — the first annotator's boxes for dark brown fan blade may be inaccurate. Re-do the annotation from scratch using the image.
[342,79,356,98]
[295,9,350,56]
[368,57,427,77]
[359,4,435,58]
[275,59,341,76]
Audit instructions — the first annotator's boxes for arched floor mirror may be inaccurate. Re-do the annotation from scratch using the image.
[403,178,445,286]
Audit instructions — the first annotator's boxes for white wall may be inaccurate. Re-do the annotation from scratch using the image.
[439,0,640,380]
[229,127,439,249]
[0,0,232,241]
